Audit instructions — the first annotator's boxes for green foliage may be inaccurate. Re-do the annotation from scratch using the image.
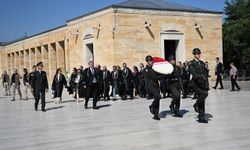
[223,0,250,69]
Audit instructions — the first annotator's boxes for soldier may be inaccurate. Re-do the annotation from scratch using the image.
[160,78,168,98]
[168,55,183,117]
[1,71,11,96]
[182,61,190,99]
[144,55,164,121]
[189,48,209,123]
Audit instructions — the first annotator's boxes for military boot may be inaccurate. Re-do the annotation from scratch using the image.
[149,105,155,115]
[169,104,174,114]
[193,103,199,113]
[198,114,208,123]
[152,108,160,121]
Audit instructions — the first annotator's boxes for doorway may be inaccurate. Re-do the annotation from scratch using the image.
[160,32,185,62]
[164,40,179,60]
[85,43,94,65]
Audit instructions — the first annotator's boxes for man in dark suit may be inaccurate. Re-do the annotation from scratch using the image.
[213,57,224,89]
[31,62,48,112]
[83,61,99,109]
[102,66,111,101]
[121,63,133,100]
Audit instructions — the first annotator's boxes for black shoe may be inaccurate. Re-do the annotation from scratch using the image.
[93,106,99,110]
[219,87,224,89]
[198,115,208,123]
[212,87,216,89]
[152,116,160,121]
[149,105,155,115]
[11,99,15,101]
[174,111,183,118]
[169,104,174,114]
[193,104,199,113]
[84,105,88,109]
[41,109,46,112]
[230,90,235,92]
[34,106,38,111]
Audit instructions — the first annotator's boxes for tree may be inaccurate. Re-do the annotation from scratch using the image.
[223,0,250,69]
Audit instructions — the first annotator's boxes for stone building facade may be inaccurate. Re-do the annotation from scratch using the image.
[0,0,223,81]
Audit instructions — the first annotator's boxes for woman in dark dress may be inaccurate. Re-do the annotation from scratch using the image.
[132,66,140,96]
[69,68,77,97]
[52,68,67,103]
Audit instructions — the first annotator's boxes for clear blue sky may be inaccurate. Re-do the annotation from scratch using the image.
[0,0,225,42]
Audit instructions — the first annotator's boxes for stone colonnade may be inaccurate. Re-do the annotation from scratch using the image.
[7,40,67,81]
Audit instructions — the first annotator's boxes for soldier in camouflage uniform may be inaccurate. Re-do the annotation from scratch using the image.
[167,55,183,118]
[189,48,209,123]
[144,55,165,121]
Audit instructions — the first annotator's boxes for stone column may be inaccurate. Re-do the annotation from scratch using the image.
[0,51,2,74]
[7,54,10,74]
[36,46,42,64]
[24,49,29,71]
[64,39,70,72]
[56,41,66,71]
[16,51,20,73]
[49,43,57,81]
[42,45,49,75]
[10,53,14,74]
[30,48,35,69]
[20,51,24,73]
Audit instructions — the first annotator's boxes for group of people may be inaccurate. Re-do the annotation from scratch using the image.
[0,48,241,123]
[1,62,49,111]
[212,57,241,91]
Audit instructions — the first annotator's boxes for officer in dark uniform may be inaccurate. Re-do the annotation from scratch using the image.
[144,55,164,121]
[167,55,183,117]
[31,62,48,112]
[189,48,209,123]
[182,61,190,98]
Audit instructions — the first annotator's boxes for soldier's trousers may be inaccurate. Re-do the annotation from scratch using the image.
[169,82,181,110]
[193,85,208,115]
[149,86,162,116]
[34,90,46,110]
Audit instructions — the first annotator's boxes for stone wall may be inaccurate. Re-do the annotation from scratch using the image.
[0,8,222,82]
